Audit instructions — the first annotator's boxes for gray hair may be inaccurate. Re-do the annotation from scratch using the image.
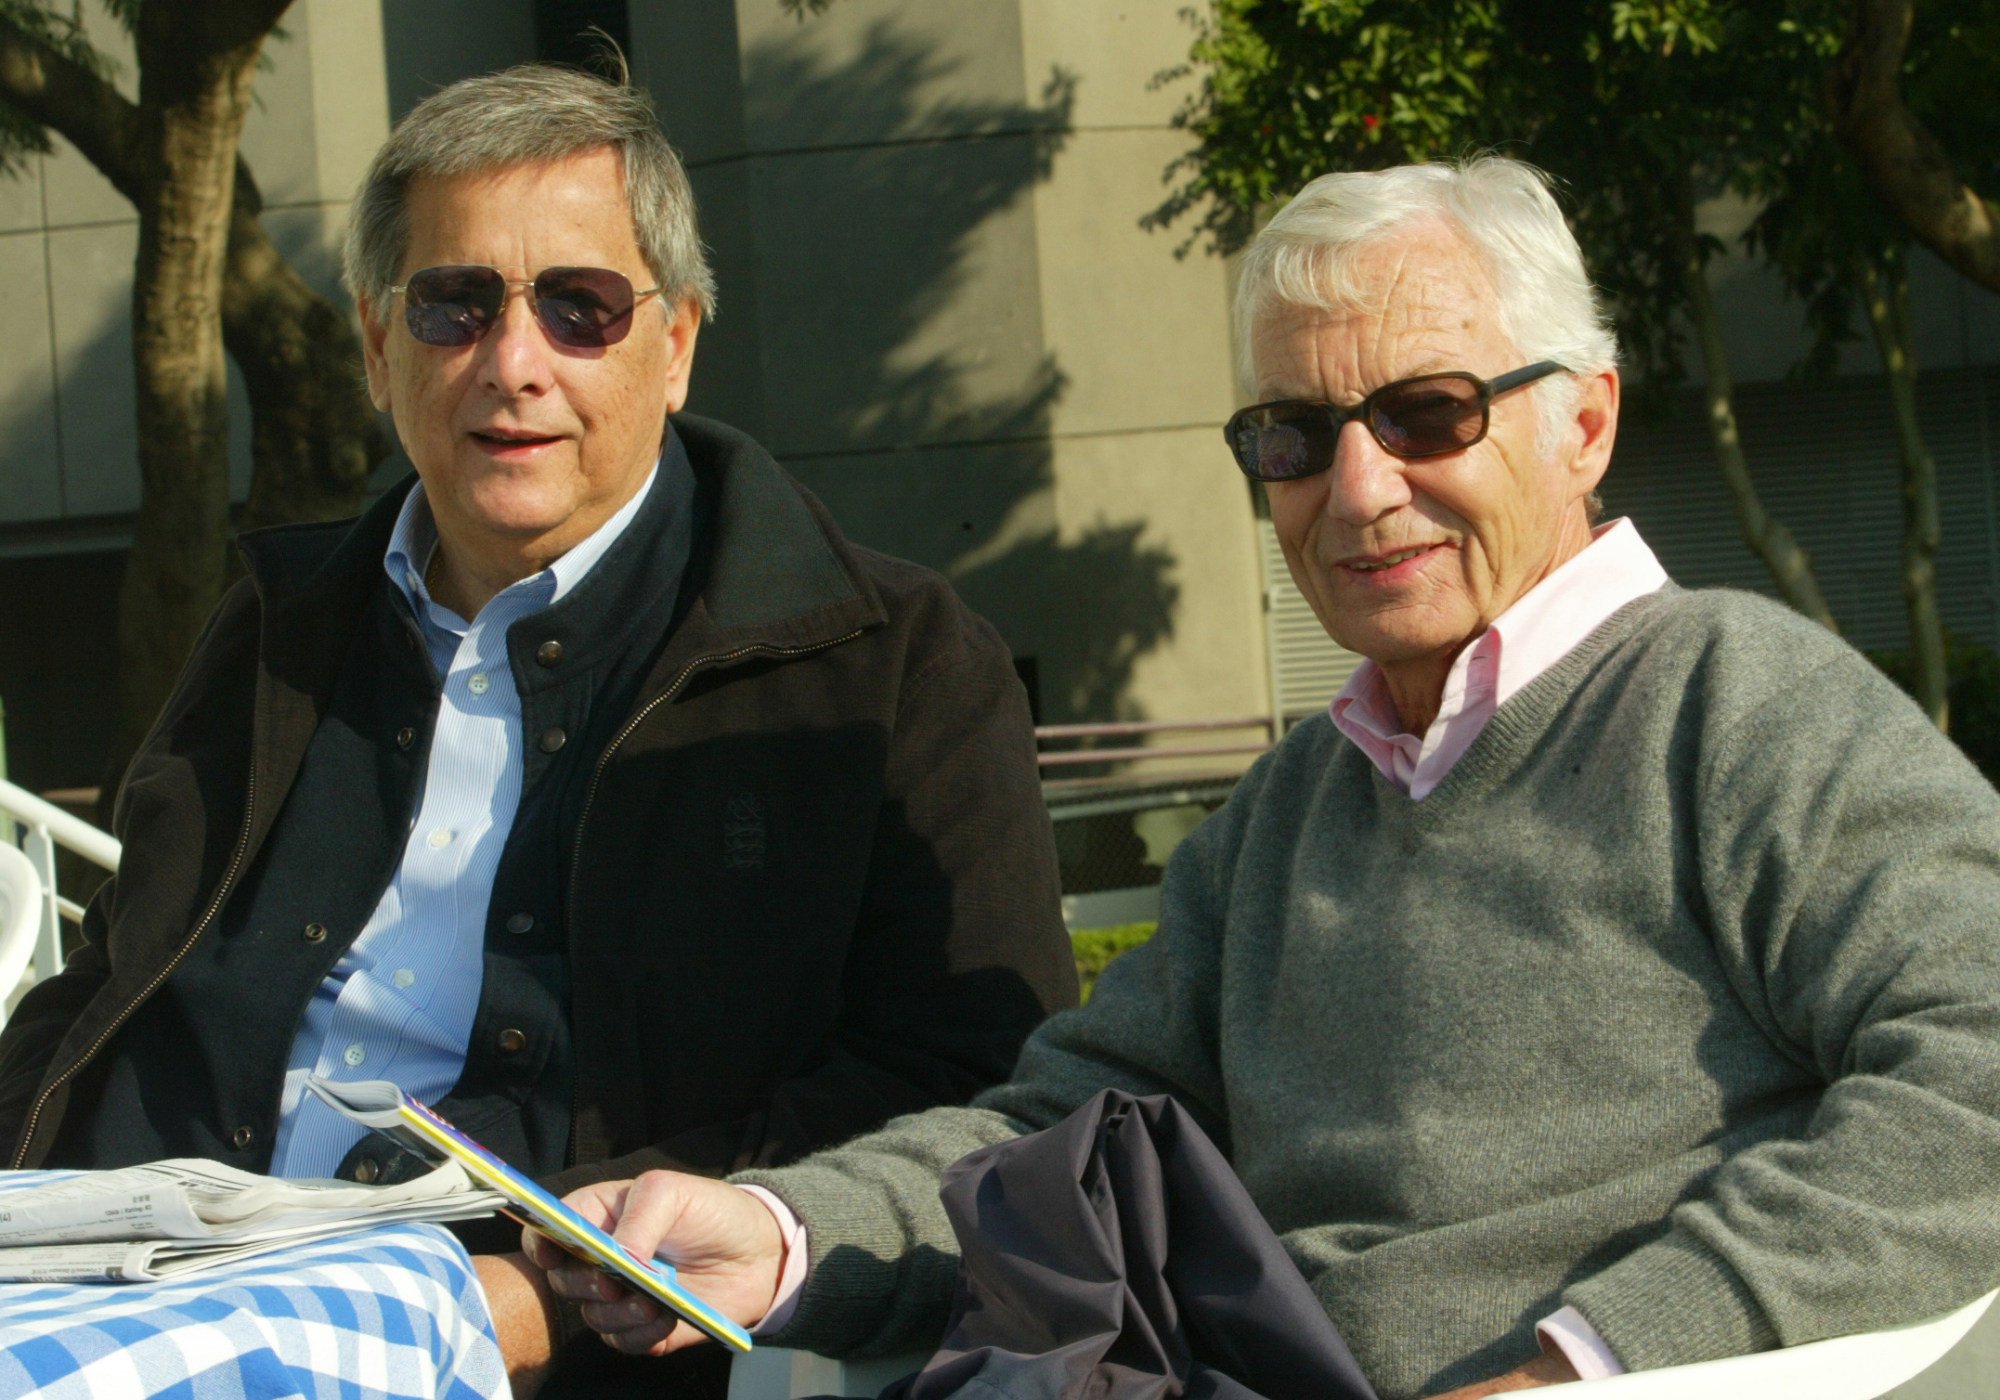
[343,64,716,321]
[1232,157,1617,454]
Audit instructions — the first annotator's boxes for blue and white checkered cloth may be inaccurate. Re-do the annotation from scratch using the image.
[0,1172,509,1400]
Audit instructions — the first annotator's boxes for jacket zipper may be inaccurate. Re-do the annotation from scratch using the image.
[11,765,260,1169]
[563,629,864,1167]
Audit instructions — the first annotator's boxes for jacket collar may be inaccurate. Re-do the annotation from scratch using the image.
[227,414,886,853]
[663,412,887,653]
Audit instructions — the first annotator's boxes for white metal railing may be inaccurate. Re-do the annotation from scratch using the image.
[0,779,120,984]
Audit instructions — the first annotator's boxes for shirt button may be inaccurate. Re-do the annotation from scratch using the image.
[303,922,327,943]
[353,1158,380,1185]
[538,727,567,754]
[406,570,422,592]
[392,968,416,989]
[427,828,452,849]
[497,1028,528,1054]
[395,727,415,751]
[505,912,535,935]
[343,1043,366,1067]
[231,1125,254,1151]
[536,640,563,667]
[468,672,490,695]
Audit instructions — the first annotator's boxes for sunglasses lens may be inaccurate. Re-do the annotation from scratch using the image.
[1371,376,1485,456]
[1228,404,1337,481]
[532,267,638,348]
[402,265,504,347]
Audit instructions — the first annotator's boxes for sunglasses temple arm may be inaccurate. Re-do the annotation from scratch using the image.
[1489,360,1568,395]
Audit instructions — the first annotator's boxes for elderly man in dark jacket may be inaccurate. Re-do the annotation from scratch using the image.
[0,63,1074,1398]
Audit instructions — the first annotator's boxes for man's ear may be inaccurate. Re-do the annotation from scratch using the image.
[660,299,702,415]
[359,296,393,414]
[1569,367,1619,501]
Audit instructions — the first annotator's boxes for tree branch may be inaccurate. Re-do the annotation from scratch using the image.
[1827,0,2000,292]
[0,12,145,200]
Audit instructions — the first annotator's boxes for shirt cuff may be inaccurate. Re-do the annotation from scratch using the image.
[735,1184,810,1336]
[1537,1304,1626,1380]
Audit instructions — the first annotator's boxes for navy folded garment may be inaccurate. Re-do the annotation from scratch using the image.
[851,1088,1378,1400]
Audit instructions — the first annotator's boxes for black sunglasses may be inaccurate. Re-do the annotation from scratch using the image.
[1224,361,1565,481]
[389,264,665,349]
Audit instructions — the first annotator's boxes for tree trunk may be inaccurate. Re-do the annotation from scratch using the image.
[1858,251,1949,730]
[1829,0,2000,294]
[115,4,279,767]
[1672,178,1841,632]
[224,168,383,533]
[0,19,381,540]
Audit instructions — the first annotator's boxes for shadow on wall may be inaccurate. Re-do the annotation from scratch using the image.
[712,19,1179,724]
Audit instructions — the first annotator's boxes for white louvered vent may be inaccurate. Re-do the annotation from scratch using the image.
[1258,518,1365,719]
[1604,367,2000,652]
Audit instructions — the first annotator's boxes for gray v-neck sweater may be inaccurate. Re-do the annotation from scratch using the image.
[742,587,2000,1399]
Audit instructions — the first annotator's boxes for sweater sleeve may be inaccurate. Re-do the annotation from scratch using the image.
[1565,653,2000,1369]
[730,754,1262,1358]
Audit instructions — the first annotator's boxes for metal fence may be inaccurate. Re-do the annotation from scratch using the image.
[1037,716,1284,929]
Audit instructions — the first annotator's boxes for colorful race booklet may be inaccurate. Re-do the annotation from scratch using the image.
[307,1076,753,1352]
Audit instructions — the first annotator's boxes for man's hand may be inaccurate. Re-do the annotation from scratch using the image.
[473,1252,561,1399]
[523,1171,786,1356]
[1428,1350,1580,1397]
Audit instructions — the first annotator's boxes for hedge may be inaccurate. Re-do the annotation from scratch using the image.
[1071,921,1157,1001]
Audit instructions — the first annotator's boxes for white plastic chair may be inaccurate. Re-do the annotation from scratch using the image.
[1574,1290,1996,1398]
[0,843,43,1031]
[726,1291,1998,1400]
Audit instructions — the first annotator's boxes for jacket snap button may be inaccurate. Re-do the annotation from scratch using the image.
[304,922,327,943]
[354,1157,380,1184]
[497,1028,527,1054]
[505,912,534,935]
[536,640,563,667]
[538,727,566,754]
[395,727,415,750]
[231,1125,254,1150]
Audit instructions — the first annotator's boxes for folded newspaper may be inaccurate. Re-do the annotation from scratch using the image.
[305,1077,754,1351]
[0,1157,506,1282]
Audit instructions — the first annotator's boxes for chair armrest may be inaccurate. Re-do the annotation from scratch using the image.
[1568,1291,1997,1399]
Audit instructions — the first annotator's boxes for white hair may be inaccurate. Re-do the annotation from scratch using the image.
[1232,157,1618,454]
[344,64,715,322]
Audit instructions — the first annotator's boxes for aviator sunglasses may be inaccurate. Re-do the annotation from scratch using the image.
[388,264,665,349]
[1224,360,1565,482]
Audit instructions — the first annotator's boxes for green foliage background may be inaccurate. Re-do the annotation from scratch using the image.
[1072,922,1157,1002]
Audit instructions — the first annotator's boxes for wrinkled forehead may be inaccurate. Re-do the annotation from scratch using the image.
[396,150,638,265]
[1249,242,1504,397]
[1244,223,1506,389]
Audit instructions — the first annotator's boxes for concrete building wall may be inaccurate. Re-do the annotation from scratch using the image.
[633,0,1267,725]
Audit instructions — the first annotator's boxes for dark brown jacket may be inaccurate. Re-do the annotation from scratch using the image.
[0,413,1077,1189]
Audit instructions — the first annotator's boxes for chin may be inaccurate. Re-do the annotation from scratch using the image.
[1327,615,1473,669]
[454,479,572,525]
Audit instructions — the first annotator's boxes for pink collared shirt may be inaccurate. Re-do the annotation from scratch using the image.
[1331,518,1668,797]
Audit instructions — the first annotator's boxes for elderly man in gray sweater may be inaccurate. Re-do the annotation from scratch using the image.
[518,158,2000,1399]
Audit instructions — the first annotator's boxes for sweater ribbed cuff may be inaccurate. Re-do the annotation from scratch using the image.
[729,1159,959,1358]
[1563,1231,1778,1372]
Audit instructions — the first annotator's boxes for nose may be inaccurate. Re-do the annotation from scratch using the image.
[1324,418,1412,525]
[478,280,554,398]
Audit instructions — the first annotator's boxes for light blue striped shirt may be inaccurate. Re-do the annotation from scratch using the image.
[267,468,658,1178]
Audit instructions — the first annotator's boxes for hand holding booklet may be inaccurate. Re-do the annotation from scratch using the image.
[306,1076,754,1352]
